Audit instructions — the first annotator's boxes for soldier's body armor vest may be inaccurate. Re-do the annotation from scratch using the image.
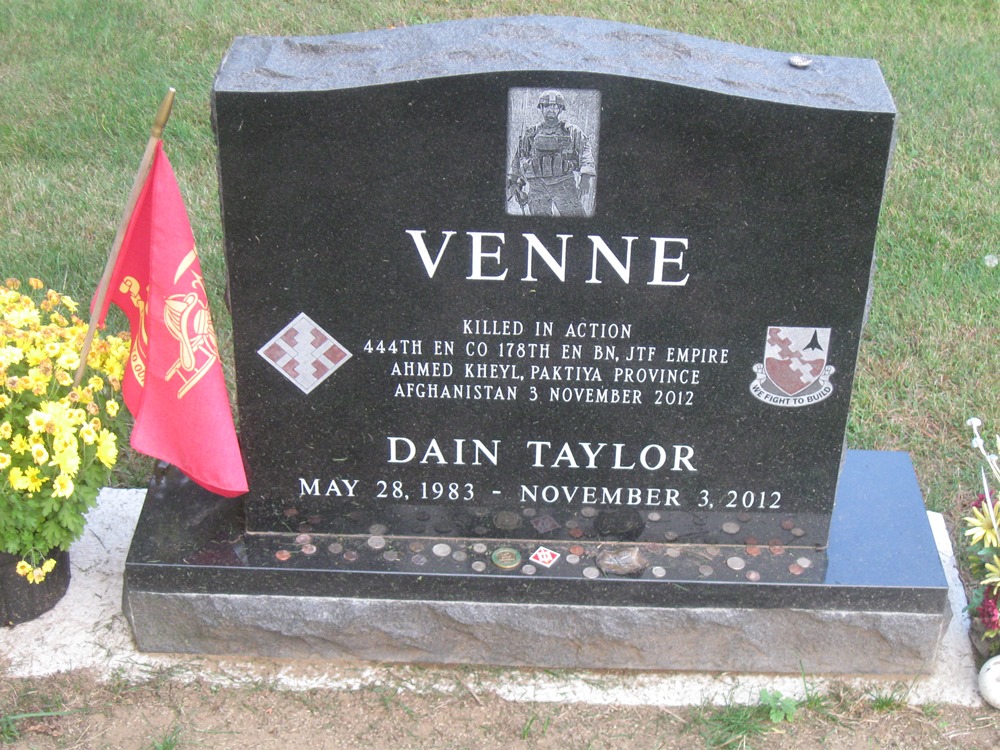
[527,126,578,178]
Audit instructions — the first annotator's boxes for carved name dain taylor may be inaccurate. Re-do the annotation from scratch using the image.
[386,436,697,471]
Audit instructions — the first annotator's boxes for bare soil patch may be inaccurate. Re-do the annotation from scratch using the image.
[1,672,998,749]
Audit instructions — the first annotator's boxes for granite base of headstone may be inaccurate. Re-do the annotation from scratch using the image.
[125,451,948,674]
[122,17,951,674]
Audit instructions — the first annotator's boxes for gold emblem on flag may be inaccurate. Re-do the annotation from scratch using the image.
[119,248,220,399]
[164,248,220,399]
[120,276,149,387]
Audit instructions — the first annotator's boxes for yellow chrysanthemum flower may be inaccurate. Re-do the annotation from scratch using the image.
[26,567,46,584]
[964,505,1000,550]
[52,433,74,453]
[96,430,117,468]
[8,466,26,490]
[22,467,46,493]
[0,346,23,366]
[30,443,48,465]
[985,555,1000,594]
[0,394,10,408]
[52,474,74,498]
[0,453,10,470]
[55,370,73,386]
[15,561,31,576]
[10,435,29,454]
[27,278,44,291]
[56,349,79,370]
[40,402,68,430]
[27,410,49,433]
[49,403,79,435]
[88,376,104,391]
[0,421,11,440]
[105,401,119,418]
[52,447,80,477]
[79,424,97,445]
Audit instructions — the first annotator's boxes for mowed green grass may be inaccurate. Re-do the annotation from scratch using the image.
[1,0,996,515]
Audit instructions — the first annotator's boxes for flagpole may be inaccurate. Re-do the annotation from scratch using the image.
[74,88,176,387]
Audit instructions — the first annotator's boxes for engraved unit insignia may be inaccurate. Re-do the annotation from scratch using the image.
[529,546,561,568]
[751,326,835,407]
[258,312,352,394]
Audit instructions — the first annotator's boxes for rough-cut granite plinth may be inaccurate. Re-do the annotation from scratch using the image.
[123,450,950,675]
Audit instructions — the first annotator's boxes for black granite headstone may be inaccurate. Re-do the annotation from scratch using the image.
[213,17,894,558]
[123,18,950,673]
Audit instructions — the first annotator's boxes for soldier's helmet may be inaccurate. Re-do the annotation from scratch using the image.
[537,90,566,110]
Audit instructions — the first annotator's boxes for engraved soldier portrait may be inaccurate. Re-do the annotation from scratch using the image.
[507,88,600,217]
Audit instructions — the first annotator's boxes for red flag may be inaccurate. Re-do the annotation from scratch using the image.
[96,142,248,497]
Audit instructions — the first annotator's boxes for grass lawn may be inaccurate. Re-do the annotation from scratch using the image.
[1,0,996,524]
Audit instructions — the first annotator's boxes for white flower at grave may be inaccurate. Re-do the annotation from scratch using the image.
[985,254,999,268]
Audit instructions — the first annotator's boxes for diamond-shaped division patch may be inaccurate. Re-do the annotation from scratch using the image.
[529,546,560,568]
[258,313,352,394]
[531,515,562,534]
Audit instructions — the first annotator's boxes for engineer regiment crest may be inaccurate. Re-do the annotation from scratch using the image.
[750,326,834,407]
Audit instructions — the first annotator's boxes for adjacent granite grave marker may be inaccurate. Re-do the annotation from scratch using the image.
[123,17,951,674]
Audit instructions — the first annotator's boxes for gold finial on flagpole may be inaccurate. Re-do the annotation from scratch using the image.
[74,88,177,387]
[151,88,175,139]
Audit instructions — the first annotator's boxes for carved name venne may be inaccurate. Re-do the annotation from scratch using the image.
[406,230,691,285]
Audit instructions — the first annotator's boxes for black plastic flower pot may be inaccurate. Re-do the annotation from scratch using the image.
[0,549,71,626]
